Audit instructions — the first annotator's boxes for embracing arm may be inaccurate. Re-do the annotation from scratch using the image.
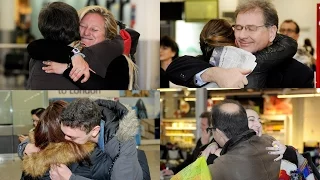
[62,64,105,89]
[83,35,124,78]
[27,39,73,63]
[254,34,297,72]
[165,55,212,87]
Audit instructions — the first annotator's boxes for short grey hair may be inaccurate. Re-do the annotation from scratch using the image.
[235,0,279,28]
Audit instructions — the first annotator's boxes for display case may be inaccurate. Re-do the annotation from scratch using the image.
[161,118,196,149]
[160,89,197,150]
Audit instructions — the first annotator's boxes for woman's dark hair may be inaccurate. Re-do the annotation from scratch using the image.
[160,36,179,60]
[31,108,45,118]
[34,100,68,149]
[38,2,80,44]
[34,100,92,164]
[200,19,236,62]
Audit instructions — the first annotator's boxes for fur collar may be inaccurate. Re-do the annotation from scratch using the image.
[23,142,95,178]
[116,106,139,142]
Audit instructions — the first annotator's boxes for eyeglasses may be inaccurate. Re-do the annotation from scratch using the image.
[279,28,296,34]
[232,24,266,32]
[206,127,215,133]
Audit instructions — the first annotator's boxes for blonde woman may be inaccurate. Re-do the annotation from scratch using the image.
[27,3,137,90]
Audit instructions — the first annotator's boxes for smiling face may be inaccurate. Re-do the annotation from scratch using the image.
[234,8,276,53]
[80,13,106,47]
[246,109,262,136]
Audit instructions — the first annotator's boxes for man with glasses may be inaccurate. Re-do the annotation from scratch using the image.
[206,99,282,179]
[279,19,314,68]
[166,0,313,88]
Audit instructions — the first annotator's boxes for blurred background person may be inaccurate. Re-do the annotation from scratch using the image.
[279,19,315,69]
[160,35,181,88]
[18,107,45,143]
[304,38,315,57]
[162,112,213,176]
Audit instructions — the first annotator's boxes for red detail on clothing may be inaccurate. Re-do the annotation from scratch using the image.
[120,29,132,56]
[278,170,290,180]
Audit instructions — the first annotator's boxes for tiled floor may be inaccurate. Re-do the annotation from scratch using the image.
[0,145,160,180]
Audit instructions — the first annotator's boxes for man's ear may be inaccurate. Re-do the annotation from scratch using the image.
[91,125,101,137]
[216,128,228,142]
[269,25,277,42]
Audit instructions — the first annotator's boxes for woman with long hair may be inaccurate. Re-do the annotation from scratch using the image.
[21,100,108,180]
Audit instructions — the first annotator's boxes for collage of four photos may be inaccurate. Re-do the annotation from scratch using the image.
[0,0,320,179]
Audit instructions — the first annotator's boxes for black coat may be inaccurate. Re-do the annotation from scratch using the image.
[27,36,130,90]
[166,34,314,88]
[160,67,169,88]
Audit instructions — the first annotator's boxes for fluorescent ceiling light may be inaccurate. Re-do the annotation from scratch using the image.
[277,94,320,98]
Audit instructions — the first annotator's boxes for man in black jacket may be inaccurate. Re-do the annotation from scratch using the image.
[166,0,313,88]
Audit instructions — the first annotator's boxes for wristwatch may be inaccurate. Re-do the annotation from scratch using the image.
[72,48,81,54]
[70,47,86,60]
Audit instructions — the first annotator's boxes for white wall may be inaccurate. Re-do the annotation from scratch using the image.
[274,0,320,56]
[131,0,160,89]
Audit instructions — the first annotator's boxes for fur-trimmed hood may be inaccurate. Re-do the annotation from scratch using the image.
[95,99,139,143]
[116,105,139,142]
[22,142,95,178]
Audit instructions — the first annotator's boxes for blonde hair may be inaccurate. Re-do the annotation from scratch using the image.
[124,55,139,89]
[78,6,138,89]
[78,5,117,40]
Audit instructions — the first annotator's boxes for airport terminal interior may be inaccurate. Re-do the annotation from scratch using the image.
[0,0,320,179]
[160,88,320,178]
[0,90,160,180]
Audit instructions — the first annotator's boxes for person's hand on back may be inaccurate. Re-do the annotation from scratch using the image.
[266,141,287,161]
[201,67,251,88]
[42,61,68,74]
[69,55,90,83]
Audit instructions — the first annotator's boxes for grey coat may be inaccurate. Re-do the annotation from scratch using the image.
[96,99,143,180]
